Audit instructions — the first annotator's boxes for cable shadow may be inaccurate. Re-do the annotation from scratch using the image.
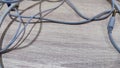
[0,2,43,54]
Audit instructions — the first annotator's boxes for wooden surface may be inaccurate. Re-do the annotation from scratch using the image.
[1,0,120,68]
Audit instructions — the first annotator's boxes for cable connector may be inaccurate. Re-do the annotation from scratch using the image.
[112,9,117,16]
[107,10,117,33]
[107,16,115,33]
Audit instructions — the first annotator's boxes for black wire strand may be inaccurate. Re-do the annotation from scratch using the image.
[1,0,120,68]
[0,0,117,56]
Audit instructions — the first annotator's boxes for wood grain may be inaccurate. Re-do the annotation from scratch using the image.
[1,0,120,68]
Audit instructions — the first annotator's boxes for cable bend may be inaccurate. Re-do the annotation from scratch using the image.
[0,3,18,27]
[108,32,120,53]
[107,11,120,53]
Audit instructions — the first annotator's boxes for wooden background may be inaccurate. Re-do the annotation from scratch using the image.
[1,0,120,68]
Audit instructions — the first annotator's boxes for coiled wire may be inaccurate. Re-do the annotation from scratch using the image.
[0,0,117,58]
[0,0,120,68]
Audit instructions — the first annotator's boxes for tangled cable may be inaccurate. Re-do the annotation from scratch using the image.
[0,0,120,68]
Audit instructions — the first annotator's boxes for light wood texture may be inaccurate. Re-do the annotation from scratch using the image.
[1,0,120,68]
